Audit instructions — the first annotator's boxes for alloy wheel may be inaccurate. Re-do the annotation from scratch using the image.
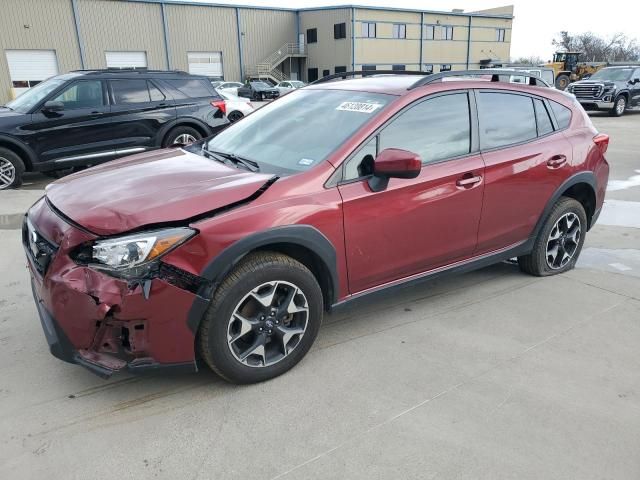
[546,212,581,270]
[616,97,626,115]
[0,157,16,190]
[173,133,197,145]
[227,281,309,367]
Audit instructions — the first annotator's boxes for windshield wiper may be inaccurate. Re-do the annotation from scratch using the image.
[202,147,260,172]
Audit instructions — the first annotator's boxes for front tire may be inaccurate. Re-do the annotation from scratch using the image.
[198,252,323,384]
[555,74,570,90]
[610,95,627,117]
[0,147,25,190]
[518,197,587,276]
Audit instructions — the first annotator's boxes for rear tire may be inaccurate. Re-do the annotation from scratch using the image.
[609,95,627,117]
[518,197,587,276]
[162,126,202,147]
[198,251,323,384]
[555,74,570,90]
[0,147,24,190]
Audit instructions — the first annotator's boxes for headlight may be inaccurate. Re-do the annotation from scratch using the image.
[91,227,196,271]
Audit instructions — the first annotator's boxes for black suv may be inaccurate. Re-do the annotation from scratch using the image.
[237,81,280,101]
[567,66,640,117]
[0,69,229,189]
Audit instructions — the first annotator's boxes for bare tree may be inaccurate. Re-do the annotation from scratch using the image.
[552,31,640,62]
[510,55,545,65]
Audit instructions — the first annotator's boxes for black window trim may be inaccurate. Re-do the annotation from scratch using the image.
[38,79,107,112]
[331,89,479,187]
[474,88,567,154]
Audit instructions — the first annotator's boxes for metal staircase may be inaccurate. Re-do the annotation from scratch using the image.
[245,42,306,84]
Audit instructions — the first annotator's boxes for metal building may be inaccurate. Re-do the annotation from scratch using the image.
[0,0,513,103]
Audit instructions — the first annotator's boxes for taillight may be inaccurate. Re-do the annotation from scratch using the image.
[593,133,609,155]
[211,100,226,115]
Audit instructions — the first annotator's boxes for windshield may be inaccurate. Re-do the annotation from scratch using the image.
[291,81,305,88]
[5,78,66,113]
[590,68,633,81]
[206,89,393,175]
[252,82,271,88]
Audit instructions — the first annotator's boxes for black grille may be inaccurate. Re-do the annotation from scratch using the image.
[572,84,603,99]
[23,217,58,275]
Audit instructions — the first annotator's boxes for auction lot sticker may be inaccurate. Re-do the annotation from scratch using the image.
[336,102,383,113]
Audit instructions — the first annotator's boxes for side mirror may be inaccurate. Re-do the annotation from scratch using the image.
[632,78,640,85]
[43,100,64,112]
[368,148,422,192]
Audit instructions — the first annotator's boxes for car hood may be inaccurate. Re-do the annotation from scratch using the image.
[45,148,276,236]
[0,107,24,118]
[573,79,616,87]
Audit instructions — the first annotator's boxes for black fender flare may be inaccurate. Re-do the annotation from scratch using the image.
[186,225,339,333]
[0,134,37,171]
[530,171,597,241]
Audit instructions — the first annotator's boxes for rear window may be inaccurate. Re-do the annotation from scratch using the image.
[477,92,537,150]
[550,100,572,130]
[165,78,215,98]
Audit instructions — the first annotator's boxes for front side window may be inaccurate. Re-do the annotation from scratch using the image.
[111,79,151,104]
[50,80,104,110]
[393,24,406,39]
[362,22,376,38]
[5,77,66,113]
[205,89,392,175]
[379,92,471,164]
[477,92,537,149]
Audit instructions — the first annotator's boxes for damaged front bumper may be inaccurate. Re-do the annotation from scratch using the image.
[24,198,210,378]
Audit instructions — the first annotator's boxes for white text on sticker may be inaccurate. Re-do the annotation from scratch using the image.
[336,102,382,113]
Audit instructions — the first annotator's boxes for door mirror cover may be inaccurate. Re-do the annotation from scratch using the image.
[368,148,422,192]
[43,100,64,112]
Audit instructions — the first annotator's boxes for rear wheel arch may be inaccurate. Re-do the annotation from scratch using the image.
[561,182,596,229]
[187,225,339,334]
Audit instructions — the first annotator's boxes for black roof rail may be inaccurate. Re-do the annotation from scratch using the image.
[311,70,431,85]
[408,69,551,90]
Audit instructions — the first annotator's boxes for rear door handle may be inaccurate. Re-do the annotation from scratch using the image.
[456,175,483,188]
[547,154,567,168]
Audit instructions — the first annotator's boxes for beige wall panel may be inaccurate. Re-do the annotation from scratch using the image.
[423,14,468,27]
[472,27,511,42]
[77,0,166,69]
[0,0,81,103]
[239,9,297,68]
[356,40,420,65]
[165,5,239,80]
[421,41,468,64]
[355,8,420,23]
[471,16,512,28]
[300,9,351,76]
[469,43,511,63]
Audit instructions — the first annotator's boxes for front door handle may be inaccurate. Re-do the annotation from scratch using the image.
[456,174,483,188]
[547,154,567,168]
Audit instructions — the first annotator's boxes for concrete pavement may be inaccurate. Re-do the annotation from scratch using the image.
[1,112,639,479]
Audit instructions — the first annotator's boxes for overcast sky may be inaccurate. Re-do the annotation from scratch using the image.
[182,0,640,60]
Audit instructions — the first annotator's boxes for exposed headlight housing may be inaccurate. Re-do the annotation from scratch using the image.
[86,227,196,275]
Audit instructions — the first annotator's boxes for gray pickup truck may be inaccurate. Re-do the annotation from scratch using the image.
[567,66,640,116]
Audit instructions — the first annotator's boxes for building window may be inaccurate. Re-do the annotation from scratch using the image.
[423,64,434,73]
[392,64,406,71]
[307,28,318,44]
[362,64,376,76]
[335,66,347,73]
[392,24,406,39]
[308,67,319,82]
[496,28,506,42]
[443,26,454,40]
[322,69,330,77]
[425,25,435,40]
[440,64,452,72]
[334,22,346,39]
[362,22,376,38]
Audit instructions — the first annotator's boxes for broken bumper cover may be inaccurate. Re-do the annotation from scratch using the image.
[24,199,209,378]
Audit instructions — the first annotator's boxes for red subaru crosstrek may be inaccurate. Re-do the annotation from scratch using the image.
[24,71,609,384]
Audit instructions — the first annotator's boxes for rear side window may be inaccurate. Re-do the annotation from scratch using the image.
[477,92,537,149]
[533,98,554,136]
[148,82,165,101]
[550,100,572,129]
[165,78,215,98]
[379,92,471,164]
[111,80,151,104]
